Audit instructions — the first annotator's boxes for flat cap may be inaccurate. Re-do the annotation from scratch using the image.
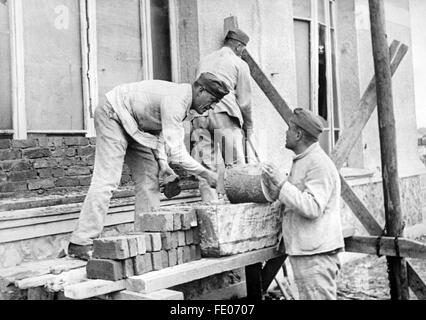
[197,72,230,100]
[290,108,324,139]
[225,28,250,46]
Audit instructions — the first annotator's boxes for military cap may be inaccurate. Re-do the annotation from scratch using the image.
[290,108,325,139]
[225,28,250,46]
[196,72,230,100]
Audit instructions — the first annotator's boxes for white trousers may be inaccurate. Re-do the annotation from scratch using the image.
[70,102,160,245]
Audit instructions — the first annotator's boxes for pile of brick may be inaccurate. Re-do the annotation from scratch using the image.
[87,208,202,281]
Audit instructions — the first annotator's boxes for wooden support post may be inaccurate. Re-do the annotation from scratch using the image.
[369,0,409,300]
[245,263,263,301]
[261,256,287,292]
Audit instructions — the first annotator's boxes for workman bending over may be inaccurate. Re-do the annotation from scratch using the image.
[67,73,230,260]
[261,108,344,300]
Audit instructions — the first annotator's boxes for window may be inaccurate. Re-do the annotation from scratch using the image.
[2,0,174,138]
[293,0,341,154]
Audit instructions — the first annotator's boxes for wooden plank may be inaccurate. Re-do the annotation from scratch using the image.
[126,247,280,294]
[369,0,409,299]
[16,267,87,291]
[344,236,426,259]
[0,257,86,286]
[101,289,184,300]
[64,279,127,300]
[245,263,263,300]
[407,262,426,300]
[330,41,407,169]
[261,256,287,292]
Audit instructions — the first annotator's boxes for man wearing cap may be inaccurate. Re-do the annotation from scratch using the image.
[67,73,230,260]
[261,108,344,300]
[192,28,254,202]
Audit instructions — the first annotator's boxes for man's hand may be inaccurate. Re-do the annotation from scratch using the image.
[158,160,177,181]
[261,162,288,202]
[200,170,218,188]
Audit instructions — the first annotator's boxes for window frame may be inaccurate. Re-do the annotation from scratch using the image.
[293,0,342,152]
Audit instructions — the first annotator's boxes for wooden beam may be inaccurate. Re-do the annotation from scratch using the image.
[330,41,408,169]
[100,289,184,300]
[126,247,279,294]
[261,256,286,292]
[407,263,426,300]
[64,279,127,300]
[245,263,263,300]
[369,0,409,300]
[345,236,426,259]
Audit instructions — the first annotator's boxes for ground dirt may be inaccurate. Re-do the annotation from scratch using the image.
[266,235,426,300]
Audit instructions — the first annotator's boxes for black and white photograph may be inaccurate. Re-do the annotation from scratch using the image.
[1,0,426,307]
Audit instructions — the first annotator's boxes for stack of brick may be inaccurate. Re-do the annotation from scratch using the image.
[87,208,202,281]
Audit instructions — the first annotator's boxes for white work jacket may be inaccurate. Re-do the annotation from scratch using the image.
[105,80,206,176]
[279,143,345,256]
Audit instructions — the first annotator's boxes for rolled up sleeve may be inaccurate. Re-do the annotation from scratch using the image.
[160,96,207,176]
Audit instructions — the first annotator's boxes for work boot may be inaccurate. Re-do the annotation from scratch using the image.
[67,242,93,261]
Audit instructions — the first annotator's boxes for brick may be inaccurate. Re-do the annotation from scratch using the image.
[0,182,28,193]
[64,137,89,146]
[132,234,147,255]
[195,245,202,260]
[28,179,55,190]
[51,149,65,157]
[185,229,194,245]
[86,259,124,281]
[89,137,97,145]
[93,236,131,260]
[133,255,149,276]
[8,170,37,182]
[77,145,95,157]
[11,139,37,149]
[127,237,139,257]
[145,233,162,252]
[167,249,177,267]
[38,169,53,178]
[22,148,51,159]
[0,160,32,172]
[177,247,184,265]
[79,176,92,186]
[0,149,21,161]
[54,177,80,187]
[81,154,95,166]
[161,250,169,268]
[144,234,152,252]
[65,148,76,157]
[173,212,182,230]
[182,246,191,263]
[0,171,6,183]
[189,245,199,261]
[136,212,174,232]
[161,232,179,250]
[177,231,186,247]
[56,157,76,167]
[151,251,163,271]
[181,209,197,230]
[0,139,11,149]
[33,159,57,169]
[66,166,91,176]
[193,228,201,245]
[52,168,65,178]
[144,253,153,272]
[123,258,135,278]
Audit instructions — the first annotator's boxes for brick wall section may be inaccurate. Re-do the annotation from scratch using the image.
[0,137,196,199]
[0,137,133,198]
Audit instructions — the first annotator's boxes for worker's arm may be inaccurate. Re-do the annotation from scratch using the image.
[278,165,335,220]
[160,95,213,179]
[237,62,254,131]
